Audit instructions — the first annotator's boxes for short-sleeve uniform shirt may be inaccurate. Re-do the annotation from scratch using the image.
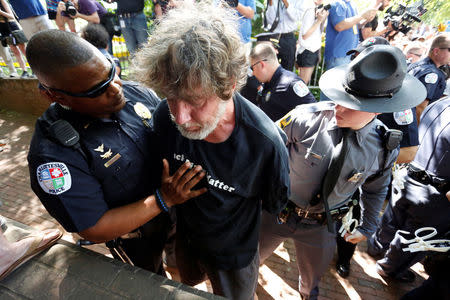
[407,57,447,104]
[28,82,161,232]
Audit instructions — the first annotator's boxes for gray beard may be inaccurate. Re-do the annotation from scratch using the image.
[170,100,228,140]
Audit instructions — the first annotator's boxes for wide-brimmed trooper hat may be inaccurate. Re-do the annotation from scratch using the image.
[346,36,390,56]
[319,45,427,113]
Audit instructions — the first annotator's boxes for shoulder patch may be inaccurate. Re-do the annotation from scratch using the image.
[424,73,438,84]
[292,81,310,97]
[393,109,414,125]
[278,114,293,129]
[36,162,72,195]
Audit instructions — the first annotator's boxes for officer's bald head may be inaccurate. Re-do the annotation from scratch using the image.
[26,30,96,79]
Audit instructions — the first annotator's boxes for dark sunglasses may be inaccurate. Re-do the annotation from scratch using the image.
[440,48,450,52]
[250,59,268,71]
[38,57,116,98]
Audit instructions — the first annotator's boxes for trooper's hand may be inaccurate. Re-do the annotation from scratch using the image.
[159,159,207,207]
[344,230,366,244]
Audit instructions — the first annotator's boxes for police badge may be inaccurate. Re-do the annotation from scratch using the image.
[134,102,152,127]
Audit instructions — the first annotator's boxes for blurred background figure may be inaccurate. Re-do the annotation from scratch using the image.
[296,0,328,85]
[8,0,54,39]
[0,0,32,78]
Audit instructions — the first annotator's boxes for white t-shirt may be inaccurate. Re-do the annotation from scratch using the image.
[297,5,323,54]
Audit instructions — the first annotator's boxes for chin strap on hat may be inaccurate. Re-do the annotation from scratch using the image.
[343,83,398,99]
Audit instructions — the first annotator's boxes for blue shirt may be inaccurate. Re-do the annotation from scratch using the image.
[325,0,359,62]
[28,82,161,232]
[237,0,255,43]
[407,57,447,103]
[8,0,46,19]
[377,108,419,148]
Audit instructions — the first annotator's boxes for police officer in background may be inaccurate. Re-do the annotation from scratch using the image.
[263,0,304,71]
[408,33,449,122]
[249,42,316,122]
[368,96,450,283]
[259,45,426,299]
[25,30,207,275]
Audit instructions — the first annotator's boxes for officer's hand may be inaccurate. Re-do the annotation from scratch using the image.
[344,230,366,244]
[159,159,207,207]
[446,190,450,201]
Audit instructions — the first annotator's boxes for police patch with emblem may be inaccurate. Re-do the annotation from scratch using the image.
[36,162,72,195]
[393,109,414,125]
[424,73,438,84]
[293,81,309,97]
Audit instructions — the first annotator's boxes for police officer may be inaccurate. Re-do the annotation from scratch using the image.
[368,96,450,283]
[249,42,316,122]
[335,36,420,279]
[407,33,449,122]
[25,30,207,275]
[259,45,426,299]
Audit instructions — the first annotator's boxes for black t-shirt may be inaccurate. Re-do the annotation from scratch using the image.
[116,0,145,14]
[153,93,290,269]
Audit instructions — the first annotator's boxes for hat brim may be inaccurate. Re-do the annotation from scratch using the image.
[319,65,427,113]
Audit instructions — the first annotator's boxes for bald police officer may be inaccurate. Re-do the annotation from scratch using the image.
[249,42,316,122]
[259,45,426,299]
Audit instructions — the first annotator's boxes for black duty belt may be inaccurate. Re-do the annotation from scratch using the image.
[278,201,325,224]
[407,165,449,193]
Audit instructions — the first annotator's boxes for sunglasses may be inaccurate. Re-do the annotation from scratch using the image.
[250,59,268,71]
[440,48,450,52]
[38,57,116,98]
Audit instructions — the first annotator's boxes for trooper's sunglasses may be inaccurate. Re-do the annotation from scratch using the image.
[38,57,116,98]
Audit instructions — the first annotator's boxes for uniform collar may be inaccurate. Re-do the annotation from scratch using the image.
[265,66,284,90]
[354,117,377,146]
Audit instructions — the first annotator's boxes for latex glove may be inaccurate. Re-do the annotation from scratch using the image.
[344,230,367,244]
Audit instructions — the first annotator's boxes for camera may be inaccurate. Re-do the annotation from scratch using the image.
[65,1,77,17]
[383,3,427,35]
[317,4,331,11]
[223,0,238,8]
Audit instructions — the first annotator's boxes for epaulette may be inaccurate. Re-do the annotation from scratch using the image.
[295,101,335,114]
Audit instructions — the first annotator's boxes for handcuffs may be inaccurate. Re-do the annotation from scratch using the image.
[338,206,359,237]
[401,227,450,253]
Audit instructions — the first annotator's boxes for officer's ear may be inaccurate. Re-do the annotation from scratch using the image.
[39,87,70,106]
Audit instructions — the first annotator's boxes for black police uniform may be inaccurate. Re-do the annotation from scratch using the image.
[369,97,450,278]
[28,81,171,274]
[407,57,447,104]
[259,66,316,121]
[377,107,419,148]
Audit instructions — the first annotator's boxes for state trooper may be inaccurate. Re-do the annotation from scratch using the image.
[407,33,449,121]
[249,42,316,122]
[26,30,207,275]
[368,96,450,283]
[335,36,420,279]
[259,45,426,300]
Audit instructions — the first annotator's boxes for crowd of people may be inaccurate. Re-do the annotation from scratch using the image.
[0,0,449,300]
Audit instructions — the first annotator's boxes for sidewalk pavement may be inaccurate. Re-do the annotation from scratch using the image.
[0,108,426,299]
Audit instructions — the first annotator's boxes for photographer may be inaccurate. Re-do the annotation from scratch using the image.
[360,0,391,41]
[296,0,329,85]
[56,0,106,33]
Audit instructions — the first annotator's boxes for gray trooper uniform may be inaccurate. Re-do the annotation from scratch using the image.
[259,101,398,299]
[369,97,450,277]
